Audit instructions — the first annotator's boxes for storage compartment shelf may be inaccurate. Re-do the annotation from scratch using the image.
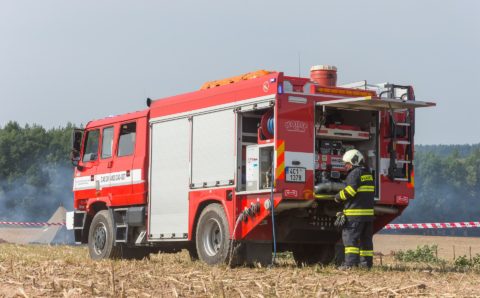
[316,126,370,141]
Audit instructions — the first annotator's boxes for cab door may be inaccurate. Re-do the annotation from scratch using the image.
[73,129,100,201]
[96,126,115,198]
[109,121,137,206]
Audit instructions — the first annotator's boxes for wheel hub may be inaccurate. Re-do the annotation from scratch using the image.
[203,218,223,257]
[93,222,107,255]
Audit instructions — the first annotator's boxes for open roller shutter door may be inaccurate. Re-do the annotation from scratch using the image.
[316,96,435,110]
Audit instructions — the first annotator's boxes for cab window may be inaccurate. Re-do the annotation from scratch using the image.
[118,122,136,157]
[83,129,100,162]
[101,126,114,159]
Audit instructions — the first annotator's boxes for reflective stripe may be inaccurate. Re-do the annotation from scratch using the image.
[345,246,360,254]
[360,175,373,182]
[340,190,346,200]
[357,185,375,192]
[360,250,374,257]
[344,209,374,216]
[345,185,356,196]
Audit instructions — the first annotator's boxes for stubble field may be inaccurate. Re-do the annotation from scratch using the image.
[0,235,479,297]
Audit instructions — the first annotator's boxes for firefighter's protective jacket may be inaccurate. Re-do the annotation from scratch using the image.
[335,166,375,221]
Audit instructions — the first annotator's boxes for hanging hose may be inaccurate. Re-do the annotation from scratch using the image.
[314,194,335,200]
[228,212,244,267]
[228,149,277,266]
[269,152,277,265]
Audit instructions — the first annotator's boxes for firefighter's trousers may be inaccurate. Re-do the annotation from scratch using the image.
[342,220,374,267]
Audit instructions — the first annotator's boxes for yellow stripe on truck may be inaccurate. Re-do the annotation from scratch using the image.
[275,140,285,182]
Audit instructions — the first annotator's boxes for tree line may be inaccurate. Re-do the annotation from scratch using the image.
[0,122,74,221]
[0,122,479,235]
[393,145,480,236]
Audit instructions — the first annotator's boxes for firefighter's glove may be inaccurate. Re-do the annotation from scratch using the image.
[334,212,346,229]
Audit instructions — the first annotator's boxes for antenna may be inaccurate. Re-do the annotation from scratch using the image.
[298,52,301,77]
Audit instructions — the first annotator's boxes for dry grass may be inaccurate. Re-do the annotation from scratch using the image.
[0,244,479,297]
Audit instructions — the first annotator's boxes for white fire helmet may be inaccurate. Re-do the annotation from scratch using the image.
[342,149,364,166]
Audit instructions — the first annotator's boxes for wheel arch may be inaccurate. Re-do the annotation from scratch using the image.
[81,200,109,244]
[190,199,227,242]
[188,188,236,241]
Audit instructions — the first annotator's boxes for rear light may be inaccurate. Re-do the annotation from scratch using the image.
[395,195,409,205]
[359,132,370,138]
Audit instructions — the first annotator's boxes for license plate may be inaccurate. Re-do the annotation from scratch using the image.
[285,167,306,183]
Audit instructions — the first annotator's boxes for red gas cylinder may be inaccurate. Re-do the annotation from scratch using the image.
[310,65,337,86]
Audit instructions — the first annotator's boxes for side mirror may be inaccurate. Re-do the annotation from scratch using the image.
[71,129,84,168]
[71,157,79,167]
[71,155,83,170]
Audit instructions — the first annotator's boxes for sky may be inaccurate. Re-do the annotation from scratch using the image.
[0,0,479,144]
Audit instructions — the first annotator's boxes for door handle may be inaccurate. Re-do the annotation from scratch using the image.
[95,180,101,191]
[108,161,113,168]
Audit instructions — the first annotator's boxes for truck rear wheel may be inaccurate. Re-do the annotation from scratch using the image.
[88,210,121,260]
[292,244,335,266]
[195,203,232,265]
[121,247,153,260]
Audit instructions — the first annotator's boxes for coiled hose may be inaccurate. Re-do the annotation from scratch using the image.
[260,110,274,139]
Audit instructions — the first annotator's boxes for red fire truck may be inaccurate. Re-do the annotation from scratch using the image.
[67,66,435,264]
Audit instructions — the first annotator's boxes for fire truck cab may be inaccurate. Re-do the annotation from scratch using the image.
[68,66,434,264]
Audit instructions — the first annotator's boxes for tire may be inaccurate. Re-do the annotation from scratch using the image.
[88,210,122,260]
[292,244,335,266]
[195,204,232,265]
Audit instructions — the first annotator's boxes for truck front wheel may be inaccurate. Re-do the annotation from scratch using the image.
[195,203,232,265]
[88,210,121,260]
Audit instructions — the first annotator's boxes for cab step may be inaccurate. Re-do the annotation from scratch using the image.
[112,208,129,244]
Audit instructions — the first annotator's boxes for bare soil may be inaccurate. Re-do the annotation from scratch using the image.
[374,234,480,260]
[0,236,479,297]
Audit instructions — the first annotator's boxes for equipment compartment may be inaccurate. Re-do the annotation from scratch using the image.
[314,107,379,198]
[236,109,274,192]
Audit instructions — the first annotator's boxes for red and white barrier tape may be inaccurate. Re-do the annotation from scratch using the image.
[1,221,480,229]
[0,221,65,227]
[384,222,480,230]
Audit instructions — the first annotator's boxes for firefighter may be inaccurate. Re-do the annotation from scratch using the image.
[334,149,375,269]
